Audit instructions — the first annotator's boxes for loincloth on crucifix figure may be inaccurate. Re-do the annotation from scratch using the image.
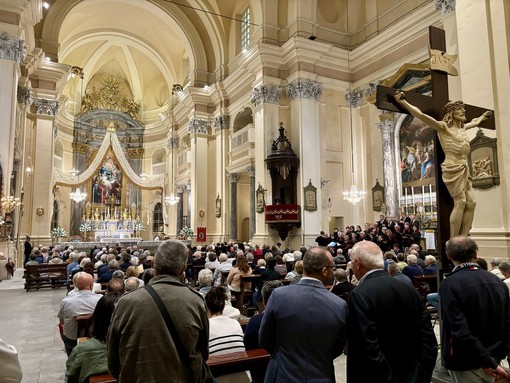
[394,91,492,237]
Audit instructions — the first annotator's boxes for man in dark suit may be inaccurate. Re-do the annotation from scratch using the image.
[439,236,510,382]
[347,241,437,383]
[259,247,348,383]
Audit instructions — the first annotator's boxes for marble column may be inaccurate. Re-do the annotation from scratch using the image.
[247,166,255,240]
[31,99,60,238]
[176,185,184,235]
[214,114,229,241]
[250,83,280,243]
[286,79,323,244]
[377,113,398,219]
[227,172,240,241]
[189,118,209,232]
[0,34,26,195]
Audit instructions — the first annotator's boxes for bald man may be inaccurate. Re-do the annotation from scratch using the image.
[347,241,437,383]
[58,272,101,355]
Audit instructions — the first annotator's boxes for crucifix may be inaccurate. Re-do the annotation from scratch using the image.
[376,26,495,268]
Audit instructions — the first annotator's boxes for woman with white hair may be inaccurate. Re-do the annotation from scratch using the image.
[423,255,437,276]
[197,269,214,297]
[130,256,144,276]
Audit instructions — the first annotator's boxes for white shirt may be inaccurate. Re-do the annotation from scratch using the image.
[58,290,101,340]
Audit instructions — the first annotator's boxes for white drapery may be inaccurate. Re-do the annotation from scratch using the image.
[52,131,165,189]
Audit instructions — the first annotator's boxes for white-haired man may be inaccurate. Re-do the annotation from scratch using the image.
[347,241,437,383]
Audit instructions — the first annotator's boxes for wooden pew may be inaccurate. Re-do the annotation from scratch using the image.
[88,375,116,383]
[87,349,271,382]
[76,313,93,338]
[23,264,68,291]
[238,275,261,316]
[207,348,270,377]
[412,275,438,299]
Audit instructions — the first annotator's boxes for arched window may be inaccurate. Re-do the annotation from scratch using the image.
[152,203,164,233]
[52,200,59,229]
[152,148,166,175]
[233,107,253,132]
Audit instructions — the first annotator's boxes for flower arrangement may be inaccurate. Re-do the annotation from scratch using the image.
[133,221,146,232]
[79,223,92,232]
[180,226,194,238]
[51,226,67,238]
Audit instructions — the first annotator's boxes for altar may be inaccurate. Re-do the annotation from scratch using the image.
[93,220,134,241]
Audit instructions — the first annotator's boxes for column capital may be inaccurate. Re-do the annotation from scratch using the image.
[250,84,280,107]
[17,86,33,106]
[34,99,60,116]
[227,172,240,183]
[213,114,230,132]
[247,166,255,177]
[0,34,27,64]
[286,79,323,101]
[188,118,209,135]
[433,0,456,16]
[167,136,179,150]
[377,119,395,134]
[345,89,364,108]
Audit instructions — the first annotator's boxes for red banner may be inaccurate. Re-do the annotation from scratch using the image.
[196,226,206,242]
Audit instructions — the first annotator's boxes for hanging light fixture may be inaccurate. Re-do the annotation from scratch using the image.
[165,84,182,206]
[342,1,366,206]
[70,188,87,203]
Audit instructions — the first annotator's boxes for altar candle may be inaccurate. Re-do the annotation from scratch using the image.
[411,186,415,208]
[429,184,433,212]
[404,187,408,215]
[421,185,425,206]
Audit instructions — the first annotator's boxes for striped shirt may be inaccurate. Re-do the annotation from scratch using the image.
[208,316,245,355]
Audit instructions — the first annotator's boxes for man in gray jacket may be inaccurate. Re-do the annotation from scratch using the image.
[108,240,213,382]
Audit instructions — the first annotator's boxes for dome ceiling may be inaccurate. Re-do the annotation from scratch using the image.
[56,0,192,124]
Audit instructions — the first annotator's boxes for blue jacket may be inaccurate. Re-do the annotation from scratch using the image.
[259,278,347,382]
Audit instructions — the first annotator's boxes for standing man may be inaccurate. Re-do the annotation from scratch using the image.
[347,241,437,383]
[23,235,32,266]
[259,247,348,382]
[58,272,101,356]
[439,236,510,382]
[107,240,213,382]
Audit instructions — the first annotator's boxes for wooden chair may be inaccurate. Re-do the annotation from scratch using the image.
[412,275,438,300]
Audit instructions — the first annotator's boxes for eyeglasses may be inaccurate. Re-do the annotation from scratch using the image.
[322,265,335,269]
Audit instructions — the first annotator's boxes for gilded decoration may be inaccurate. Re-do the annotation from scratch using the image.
[80,75,141,120]
[72,142,89,155]
[127,148,144,159]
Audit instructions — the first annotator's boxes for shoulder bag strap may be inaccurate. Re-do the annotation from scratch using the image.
[145,284,193,376]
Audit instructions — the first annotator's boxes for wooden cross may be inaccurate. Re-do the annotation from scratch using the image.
[375,26,495,268]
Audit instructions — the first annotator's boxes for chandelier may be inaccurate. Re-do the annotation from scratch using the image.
[342,2,366,206]
[165,192,180,206]
[0,196,21,213]
[70,188,87,203]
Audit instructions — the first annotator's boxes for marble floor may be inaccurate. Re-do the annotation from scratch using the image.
[0,270,68,383]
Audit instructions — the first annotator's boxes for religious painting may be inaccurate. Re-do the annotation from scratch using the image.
[303,180,317,212]
[468,129,500,189]
[399,115,436,188]
[255,184,266,213]
[371,179,385,212]
[92,156,122,205]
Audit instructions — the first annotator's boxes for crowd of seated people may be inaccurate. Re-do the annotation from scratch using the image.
[18,225,453,382]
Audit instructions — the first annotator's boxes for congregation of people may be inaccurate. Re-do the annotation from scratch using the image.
[2,216,510,383]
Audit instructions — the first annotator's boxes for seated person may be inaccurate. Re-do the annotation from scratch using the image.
[65,294,118,383]
[289,260,304,285]
[402,254,423,279]
[388,261,412,285]
[205,287,249,383]
[99,260,120,284]
[226,255,252,293]
[423,255,438,276]
[330,269,355,296]
[141,268,154,285]
[244,281,282,383]
[197,268,214,297]
[222,288,241,320]
[253,259,266,275]
[106,278,125,295]
[273,255,287,274]
[124,276,141,293]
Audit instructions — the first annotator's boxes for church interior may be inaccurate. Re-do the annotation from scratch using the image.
[0,1,508,260]
[0,0,509,382]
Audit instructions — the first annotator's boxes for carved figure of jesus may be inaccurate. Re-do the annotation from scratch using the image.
[394,90,492,237]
